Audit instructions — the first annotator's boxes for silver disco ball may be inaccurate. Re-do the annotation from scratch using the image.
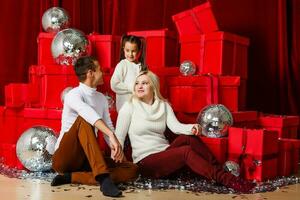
[105,93,115,109]
[16,126,57,172]
[223,160,240,177]
[179,60,196,76]
[42,7,70,33]
[197,104,233,137]
[51,28,90,65]
[60,86,73,103]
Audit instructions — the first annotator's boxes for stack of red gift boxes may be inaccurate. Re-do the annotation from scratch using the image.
[0,2,299,182]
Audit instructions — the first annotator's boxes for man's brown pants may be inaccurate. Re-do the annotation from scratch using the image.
[52,116,138,185]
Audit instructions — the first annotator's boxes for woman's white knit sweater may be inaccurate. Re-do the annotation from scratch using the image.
[115,98,194,163]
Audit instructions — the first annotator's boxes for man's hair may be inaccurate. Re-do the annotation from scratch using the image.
[74,56,98,82]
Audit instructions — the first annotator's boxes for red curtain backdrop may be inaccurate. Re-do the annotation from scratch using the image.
[0,0,299,115]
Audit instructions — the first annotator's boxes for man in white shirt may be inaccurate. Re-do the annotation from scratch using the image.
[51,56,137,197]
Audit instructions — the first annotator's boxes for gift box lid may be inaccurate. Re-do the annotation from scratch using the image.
[200,136,228,145]
[87,33,121,42]
[150,66,180,76]
[279,138,300,150]
[179,32,249,45]
[128,29,177,39]
[168,75,240,86]
[37,32,56,40]
[0,106,24,117]
[232,111,258,122]
[31,65,76,75]
[23,108,62,119]
[258,114,300,127]
[191,2,219,33]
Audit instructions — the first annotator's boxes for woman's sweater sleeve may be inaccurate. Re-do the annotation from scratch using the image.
[114,102,133,149]
[110,62,131,94]
[165,102,194,135]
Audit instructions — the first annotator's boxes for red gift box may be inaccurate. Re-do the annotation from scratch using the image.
[151,67,180,98]
[258,114,299,139]
[88,34,121,71]
[37,32,56,65]
[128,29,179,67]
[4,83,29,108]
[172,2,217,38]
[19,108,62,137]
[278,138,300,176]
[179,33,249,79]
[168,75,240,113]
[200,136,228,164]
[231,111,258,128]
[0,106,24,144]
[228,127,279,181]
[29,65,78,109]
[0,143,24,169]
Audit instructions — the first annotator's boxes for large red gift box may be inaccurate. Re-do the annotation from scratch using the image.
[278,138,300,176]
[200,136,228,164]
[258,114,299,139]
[228,127,278,181]
[0,106,24,144]
[88,34,121,71]
[127,29,179,67]
[19,108,62,137]
[0,143,24,169]
[37,32,56,65]
[29,65,78,109]
[179,33,249,79]
[168,75,240,113]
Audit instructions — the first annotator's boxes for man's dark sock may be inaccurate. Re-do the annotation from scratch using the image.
[96,174,122,197]
[51,173,71,186]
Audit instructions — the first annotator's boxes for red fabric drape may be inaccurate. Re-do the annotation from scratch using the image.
[0,0,299,115]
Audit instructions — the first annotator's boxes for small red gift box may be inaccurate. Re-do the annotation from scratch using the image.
[0,106,24,144]
[168,75,240,113]
[29,65,78,109]
[258,114,299,138]
[0,143,24,169]
[37,32,56,65]
[172,2,218,38]
[4,83,29,108]
[128,29,179,67]
[88,34,121,71]
[278,138,300,176]
[228,127,279,181]
[200,136,228,164]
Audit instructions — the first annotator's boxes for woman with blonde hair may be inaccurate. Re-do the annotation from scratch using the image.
[114,70,255,193]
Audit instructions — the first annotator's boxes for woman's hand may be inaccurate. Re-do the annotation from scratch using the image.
[109,134,124,163]
[191,124,201,136]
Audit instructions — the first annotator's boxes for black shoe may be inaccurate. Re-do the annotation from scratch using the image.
[51,173,71,186]
[98,174,122,197]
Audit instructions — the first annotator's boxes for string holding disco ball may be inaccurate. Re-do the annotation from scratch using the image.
[51,28,90,65]
[61,86,73,103]
[179,60,196,76]
[197,104,233,138]
[223,160,240,177]
[16,126,57,172]
[42,7,70,33]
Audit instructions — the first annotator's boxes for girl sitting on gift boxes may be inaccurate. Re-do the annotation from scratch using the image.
[114,70,256,193]
[110,34,148,112]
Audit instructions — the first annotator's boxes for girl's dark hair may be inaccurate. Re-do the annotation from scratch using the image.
[74,56,98,82]
[119,34,148,71]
